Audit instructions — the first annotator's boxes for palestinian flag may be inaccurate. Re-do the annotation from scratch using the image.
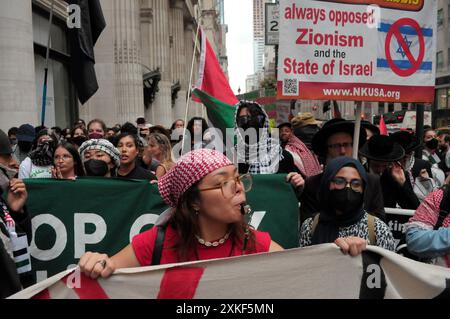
[192,89,236,135]
[193,28,238,106]
[192,28,238,135]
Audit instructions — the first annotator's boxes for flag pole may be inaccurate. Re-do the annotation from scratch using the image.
[41,0,55,127]
[353,101,363,160]
[182,18,201,151]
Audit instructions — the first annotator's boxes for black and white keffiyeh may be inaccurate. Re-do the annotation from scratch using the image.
[79,139,121,167]
[234,101,283,174]
[29,141,54,166]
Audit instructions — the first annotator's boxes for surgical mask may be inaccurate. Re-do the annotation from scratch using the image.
[84,159,109,177]
[71,136,87,147]
[329,187,363,216]
[425,138,439,150]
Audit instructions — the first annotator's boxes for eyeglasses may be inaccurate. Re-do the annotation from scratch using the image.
[54,154,73,162]
[327,142,353,150]
[331,176,363,192]
[198,174,253,199]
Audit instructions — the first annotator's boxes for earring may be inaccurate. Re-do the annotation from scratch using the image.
[194,209,199,216]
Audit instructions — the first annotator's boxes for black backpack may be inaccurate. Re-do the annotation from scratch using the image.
[396,185,450,261]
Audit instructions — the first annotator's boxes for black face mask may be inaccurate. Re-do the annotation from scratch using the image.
[425,138,439,150]
[71,136,87,147]
[84,159,109,177]
[237,116,251,130]
[237,114,265,130]
[329,187,363,216]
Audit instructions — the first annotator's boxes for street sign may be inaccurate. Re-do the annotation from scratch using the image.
[265,3,279,45]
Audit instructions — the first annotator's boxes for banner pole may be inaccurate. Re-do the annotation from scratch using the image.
[41,0,55,128]
[415,103,424,159]
[353,101,363,160]
[182,18,200,152]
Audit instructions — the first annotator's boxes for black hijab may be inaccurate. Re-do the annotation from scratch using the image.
[311,156,368,245]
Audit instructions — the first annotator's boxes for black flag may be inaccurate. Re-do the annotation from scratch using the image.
[323,100,331,113]
[68,0,106,104]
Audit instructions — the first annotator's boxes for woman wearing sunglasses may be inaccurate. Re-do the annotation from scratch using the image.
[299,156,395,255]
[78,149,284,278]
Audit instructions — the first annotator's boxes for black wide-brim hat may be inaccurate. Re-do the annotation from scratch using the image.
[312,119,367,157]
[390,130,421,153]
[361,120,380,136]
[359,134,405,162]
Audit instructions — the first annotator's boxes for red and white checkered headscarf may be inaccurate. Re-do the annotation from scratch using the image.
[158,149,233,207]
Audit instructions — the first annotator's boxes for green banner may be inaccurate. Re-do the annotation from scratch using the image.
[25,175,299,281]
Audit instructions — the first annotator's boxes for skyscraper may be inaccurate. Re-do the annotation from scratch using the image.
[253,0,266,74]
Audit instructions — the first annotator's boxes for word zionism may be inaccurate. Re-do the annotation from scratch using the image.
[296,29,364,48]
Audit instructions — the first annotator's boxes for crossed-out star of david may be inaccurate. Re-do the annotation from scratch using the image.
[396,35,413,59]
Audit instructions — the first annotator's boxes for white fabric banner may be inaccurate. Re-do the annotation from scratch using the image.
[10,244,450,299]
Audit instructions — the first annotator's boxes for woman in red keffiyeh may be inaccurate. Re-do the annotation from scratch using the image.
[78,149,285,279]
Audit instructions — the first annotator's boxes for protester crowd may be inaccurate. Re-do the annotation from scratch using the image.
[1,105,450,298]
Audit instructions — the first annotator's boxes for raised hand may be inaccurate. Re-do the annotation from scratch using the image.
[7,179,28,213]
[390,161,406,186]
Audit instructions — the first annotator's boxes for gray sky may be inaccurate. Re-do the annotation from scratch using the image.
[224,0,253,94]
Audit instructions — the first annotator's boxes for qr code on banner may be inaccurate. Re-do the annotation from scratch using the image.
[283,78,298,96]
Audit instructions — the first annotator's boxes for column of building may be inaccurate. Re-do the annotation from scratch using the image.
[0,0,38,130]
[140,0,154,124]
[114,0,144,124]
[142,0,172,127]
[80,0,144,126]
[170,0,187,123]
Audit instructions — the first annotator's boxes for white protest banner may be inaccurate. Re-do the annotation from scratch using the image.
[10,245,450,299]
[277,0,437,103]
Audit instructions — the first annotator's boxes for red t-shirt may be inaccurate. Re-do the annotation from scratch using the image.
[132,224,272,266]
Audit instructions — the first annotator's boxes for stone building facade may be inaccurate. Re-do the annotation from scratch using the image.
[0,0,228,131]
